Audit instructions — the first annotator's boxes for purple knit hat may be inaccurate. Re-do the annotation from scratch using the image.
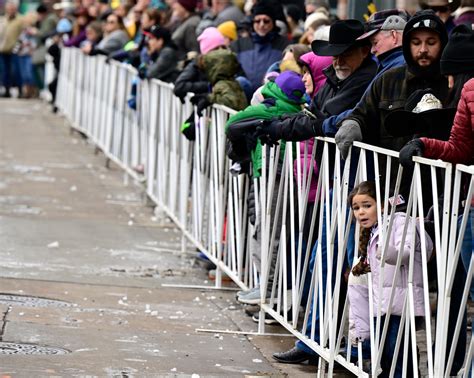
[274,71,306,104]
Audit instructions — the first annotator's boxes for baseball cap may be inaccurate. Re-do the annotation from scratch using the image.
[143,25,172,43]
[357,9,409,40]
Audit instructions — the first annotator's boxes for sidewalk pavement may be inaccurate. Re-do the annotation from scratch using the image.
[0,99,318,377]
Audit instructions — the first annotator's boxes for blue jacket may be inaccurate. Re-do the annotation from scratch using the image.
[230,31,288,93]
[322,47,405,136]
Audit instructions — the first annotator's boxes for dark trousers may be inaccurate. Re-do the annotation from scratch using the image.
[0,53,12,93]
[0,53,20,94]
[296,191,355,353]
[379,315,416,378]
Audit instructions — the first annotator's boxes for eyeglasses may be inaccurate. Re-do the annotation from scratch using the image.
[253,17,271,25]
[106,19,117,24]
[430,6,450,13]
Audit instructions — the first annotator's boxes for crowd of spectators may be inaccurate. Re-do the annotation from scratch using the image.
[1,0,474,375]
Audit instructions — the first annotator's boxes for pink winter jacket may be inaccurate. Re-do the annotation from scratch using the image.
[421,78,474,165]
[294,138,318,202]
[348,212,433,343]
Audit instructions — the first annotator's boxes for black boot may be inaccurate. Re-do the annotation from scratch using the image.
[272,346,317,365]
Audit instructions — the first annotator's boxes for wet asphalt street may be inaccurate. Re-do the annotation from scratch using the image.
[0,99,317,377]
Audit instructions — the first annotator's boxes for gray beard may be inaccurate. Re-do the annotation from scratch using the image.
[335,69,350,81]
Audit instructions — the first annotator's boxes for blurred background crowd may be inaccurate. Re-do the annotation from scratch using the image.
[0,0,471,101]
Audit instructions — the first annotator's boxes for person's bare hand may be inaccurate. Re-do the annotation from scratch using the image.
[81,43,92,54]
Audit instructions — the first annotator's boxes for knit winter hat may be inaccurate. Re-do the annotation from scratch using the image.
[440,24,474,75]
[197,27,226,55]
[251,0,277,22]
[177,0,197,13]
[217,21,237,41]
[274,71,306,104]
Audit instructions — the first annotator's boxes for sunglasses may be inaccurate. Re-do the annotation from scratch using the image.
[253,17,271,25]
[430,6,450,13]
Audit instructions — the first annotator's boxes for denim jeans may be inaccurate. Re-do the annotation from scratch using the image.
[379,315,415,378]
[460,207,474,300]
[295,191,355,354]
[460,207,474,377]
[18,55,34,86]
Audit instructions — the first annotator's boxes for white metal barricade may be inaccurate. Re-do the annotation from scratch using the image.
[55,47,473,377]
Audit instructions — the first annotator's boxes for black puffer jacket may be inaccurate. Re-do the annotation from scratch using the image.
[173,59,209,100]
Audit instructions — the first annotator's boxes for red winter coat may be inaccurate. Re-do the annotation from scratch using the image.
[421,78,474,164]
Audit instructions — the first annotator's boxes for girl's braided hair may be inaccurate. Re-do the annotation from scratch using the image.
[348,181,377,276]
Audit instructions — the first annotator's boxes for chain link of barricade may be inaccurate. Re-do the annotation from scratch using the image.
[56,47,473,377]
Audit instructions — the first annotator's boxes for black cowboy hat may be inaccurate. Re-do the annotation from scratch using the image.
[385,89,456,140]
[311,19,366,56]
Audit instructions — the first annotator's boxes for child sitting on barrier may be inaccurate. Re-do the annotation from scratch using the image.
[347,180,433,377]
[181,47,248,140]
[225,70,307,306]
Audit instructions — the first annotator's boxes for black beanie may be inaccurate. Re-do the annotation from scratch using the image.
[402,10,448,76]
[251,0,278,22]
[441,24,474,75]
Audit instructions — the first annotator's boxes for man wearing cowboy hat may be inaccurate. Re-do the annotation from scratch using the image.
[318,9,409,136]
[255,10,408,141]
[268,19,377,366]
[257,19,376,145]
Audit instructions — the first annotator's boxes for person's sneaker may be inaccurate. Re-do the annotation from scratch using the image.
[252,307,293,324]
[208,269,232,282]
[236,288,253,297]
[133,164,145,174]
[196,252,216,271]
[252,311,278,324]
[237,287,268,304]
[244,305,260,316]
[272,346,318,365]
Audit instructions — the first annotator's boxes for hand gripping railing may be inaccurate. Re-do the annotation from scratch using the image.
[55,47,473,377]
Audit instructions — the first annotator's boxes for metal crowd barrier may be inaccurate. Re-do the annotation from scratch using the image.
[55,47,473,377]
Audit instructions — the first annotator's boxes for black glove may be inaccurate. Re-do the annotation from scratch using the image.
[399,139,425,168]
[180,112,196,141]
[255,118,281,146]
[190,94,211,116]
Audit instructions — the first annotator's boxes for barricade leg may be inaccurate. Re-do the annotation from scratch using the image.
[445,259,468,375]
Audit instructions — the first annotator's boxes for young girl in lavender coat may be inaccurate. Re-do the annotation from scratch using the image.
[347,181,433,377]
